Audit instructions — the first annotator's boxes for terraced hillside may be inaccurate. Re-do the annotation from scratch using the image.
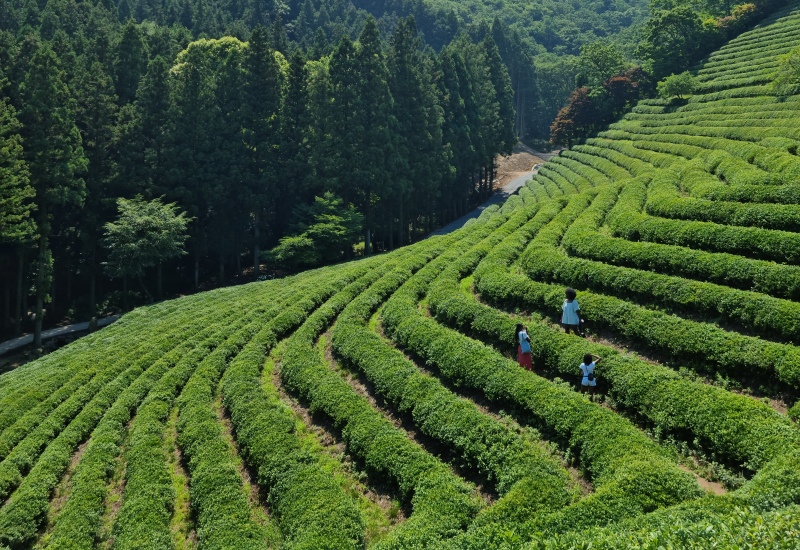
[4,5,800,550]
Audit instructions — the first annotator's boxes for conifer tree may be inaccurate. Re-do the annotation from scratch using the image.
[388,17,443,244]
[439,46,472,218]
[18,44,86,347]
[75,57,118,314]
[114,20,149,105]
[0,98,33,247]
[352,17,391,254]
[0,97,35,334]
[209,46,249,283]
[277,49,311,235]
[137,56,172,196]
[327,35,360,221]
[243,26,282,275]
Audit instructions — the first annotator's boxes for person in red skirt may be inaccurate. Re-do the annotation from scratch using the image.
[515,323,533,370]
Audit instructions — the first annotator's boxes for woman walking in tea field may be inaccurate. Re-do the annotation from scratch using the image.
[516,323,533,370]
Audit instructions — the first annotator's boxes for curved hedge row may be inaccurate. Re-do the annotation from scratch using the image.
[609,179,800,264]
[278,251,483,550]
[562,181,800,300]
[44,315,242,548]
[531,188,800,383]
[222,262,381,550]
[468,198,800,476]
[332,208,584,535]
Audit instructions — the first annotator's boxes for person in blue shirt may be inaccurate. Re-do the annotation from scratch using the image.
[561,287,581,335]
[580,353,601,401]
[515,323,532,370]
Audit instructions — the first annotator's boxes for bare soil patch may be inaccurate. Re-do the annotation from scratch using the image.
[495,150,544,190]
[679,465,727,496]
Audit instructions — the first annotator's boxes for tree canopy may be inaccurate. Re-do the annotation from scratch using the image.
[104,196,190,301]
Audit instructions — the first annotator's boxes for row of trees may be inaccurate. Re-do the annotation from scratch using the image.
[0,10,514,343]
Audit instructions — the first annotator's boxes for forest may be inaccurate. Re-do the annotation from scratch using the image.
[0,0,792,344]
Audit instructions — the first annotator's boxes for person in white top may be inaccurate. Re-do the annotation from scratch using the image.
[561,287,581,336]
[579,353,602,401]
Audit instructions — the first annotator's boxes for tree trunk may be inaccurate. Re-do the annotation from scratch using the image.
[364,192,371,256]
[388,210,394,250]
[15,251,23,336]
[50,271,56,321]
[194,252,200,290]
[138,273,153,304]
[157,263,163,300]
[66,269,72,312]
[219,253,225,287]
[123,276,129,312]
[253,209,260,278]
[3,281,9,331]
[34,294,43,349]
[89,246,96,317]
[399,200,405,247]
[33,209,48,349]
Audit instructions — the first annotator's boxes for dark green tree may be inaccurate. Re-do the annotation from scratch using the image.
[104,196,190,305]
[136,55,172,196]
[636,6,711,80]
[18,44,87,347]
[114,20,149,105]
[0,97,35,335]
[74,57,118,315]
[350,18,392,254]
[243,26,282,275]
[388,17,443,245]
[278,49,311,233]
[0,98,34,246]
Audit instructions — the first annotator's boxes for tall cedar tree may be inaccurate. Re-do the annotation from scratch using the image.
[114,21,149,105]
[388,17,442,244]
[170,46,214,288]
[209,45,249,283]
[0,98,34,245]
[277,50,311,234]
[0,98,35,334]
[74,58,118,315]
[18,44,86,346]
[439,46,474,219]
[353,18,392,254]
[243,26,282,276]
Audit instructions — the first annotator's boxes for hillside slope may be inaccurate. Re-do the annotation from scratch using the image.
[2,4,800,549]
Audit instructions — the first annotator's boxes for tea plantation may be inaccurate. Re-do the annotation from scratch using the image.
[3,5,800,550]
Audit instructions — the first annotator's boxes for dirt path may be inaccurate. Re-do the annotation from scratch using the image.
[428,145,550,238]
[494,144,548,190]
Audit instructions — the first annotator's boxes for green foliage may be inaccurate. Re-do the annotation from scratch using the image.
[6,4,800,550]
[636,6,714,80]
[577,41,627,86]
[658,71,700,99]
[268,193,364,271]
[104,196,190,281]
[0,97,34,245]
[771,45,800,96]
[789,400,800,423]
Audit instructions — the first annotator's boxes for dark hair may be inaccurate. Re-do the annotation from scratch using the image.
[565,287,577,300]
[515,323,524,340]
[583,353,593,365]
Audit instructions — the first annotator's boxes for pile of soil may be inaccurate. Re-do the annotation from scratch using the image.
[495,151,544,189]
